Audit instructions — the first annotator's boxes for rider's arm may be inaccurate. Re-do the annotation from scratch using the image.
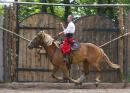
[58,22,65,36]
[60,22,65,30]
[58,31,64,36]
[58,22,75,35]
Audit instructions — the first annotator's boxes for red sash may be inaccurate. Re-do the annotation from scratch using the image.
[60,37,74,54]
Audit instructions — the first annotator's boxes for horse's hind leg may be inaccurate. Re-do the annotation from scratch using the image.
[92,57,102,84]
[51,66,63,81]
[95,65,101,84]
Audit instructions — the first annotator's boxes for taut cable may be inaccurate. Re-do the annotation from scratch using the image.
[0,27,31,42]
[0,26,130,48]
[99,32,130,48]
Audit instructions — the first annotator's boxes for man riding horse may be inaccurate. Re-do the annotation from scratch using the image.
[58,15,75,64]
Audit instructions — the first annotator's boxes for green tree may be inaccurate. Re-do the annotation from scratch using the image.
[41,0,47,12]
[18,0,130,21]
[0,5,4,15]
[63,0,71,20]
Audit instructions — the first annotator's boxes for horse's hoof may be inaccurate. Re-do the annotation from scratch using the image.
[79,82,82,85]
[74,82,82,86]
[95,81,99,87]
[122,80,129,88]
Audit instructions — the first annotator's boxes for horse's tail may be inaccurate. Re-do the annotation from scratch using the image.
[100,49,120,69]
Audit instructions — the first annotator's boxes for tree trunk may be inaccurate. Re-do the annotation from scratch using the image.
[41,0,47,12]
[48,0,54,14]
[107,0,114,19]
[63,0,71,20]
[97,0,104,15]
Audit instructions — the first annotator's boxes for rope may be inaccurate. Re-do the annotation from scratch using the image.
[0,27,31,42]
[99,32,130,48]
[0,26,130,48]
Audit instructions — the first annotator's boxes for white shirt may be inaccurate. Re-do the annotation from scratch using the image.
[63,21,75,34]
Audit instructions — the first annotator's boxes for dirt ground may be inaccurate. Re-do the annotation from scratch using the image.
[0,83,130,93]
[0,89,130,93]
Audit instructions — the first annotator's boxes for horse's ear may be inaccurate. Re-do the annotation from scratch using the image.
[37,31,44,36]
[41,31,46,35]
[42,31,45,34]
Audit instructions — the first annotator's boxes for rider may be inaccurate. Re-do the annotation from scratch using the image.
[58,15,75,63]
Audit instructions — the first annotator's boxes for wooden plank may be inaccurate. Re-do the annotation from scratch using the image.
[26,30,32,81]
[31,30,36,81]
[41,54,45,81]
[18,30,24,81]
[23,30,28,81]
[32,31,37,81]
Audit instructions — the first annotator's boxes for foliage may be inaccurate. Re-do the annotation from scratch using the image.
[18,0,65,21]
[1,0,130,21]
[0,5,4,15]
[18,4,41,21]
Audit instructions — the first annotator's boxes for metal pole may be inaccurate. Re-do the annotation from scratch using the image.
[0,2,130,7]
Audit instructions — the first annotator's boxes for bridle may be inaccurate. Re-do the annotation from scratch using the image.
[36,34,59,62]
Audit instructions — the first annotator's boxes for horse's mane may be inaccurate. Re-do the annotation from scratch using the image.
[40,31,60,48]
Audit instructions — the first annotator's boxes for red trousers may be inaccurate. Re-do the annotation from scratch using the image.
[60,37,74,54]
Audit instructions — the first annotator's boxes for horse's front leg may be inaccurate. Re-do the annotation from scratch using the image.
[51,66,63,81]
[61,65,80,84]
[77,61,90,83]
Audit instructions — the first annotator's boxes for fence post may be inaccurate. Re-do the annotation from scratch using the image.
[127,10,130,81]
[0,15,4,82]
[118,6,125,81]
[3,5,17,82]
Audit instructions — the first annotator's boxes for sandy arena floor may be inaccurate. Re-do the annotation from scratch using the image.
[0,83,129,93]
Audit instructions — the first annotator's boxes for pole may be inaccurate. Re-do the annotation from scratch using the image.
[1,2,130,7]
[127,10,130,82]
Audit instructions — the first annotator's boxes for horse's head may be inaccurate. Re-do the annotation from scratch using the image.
[28,31,54,49]
[28,31,44,49]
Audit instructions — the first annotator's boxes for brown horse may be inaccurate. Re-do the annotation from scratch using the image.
[28,31,120,84]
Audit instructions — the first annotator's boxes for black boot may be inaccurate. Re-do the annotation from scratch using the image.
[63,54,71,69]
[63,54,69,63]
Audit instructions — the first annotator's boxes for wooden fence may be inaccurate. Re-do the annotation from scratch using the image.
[72,15,120,82]
[3,6,129,82]
[17,13,120,82]
[18,13,64,82]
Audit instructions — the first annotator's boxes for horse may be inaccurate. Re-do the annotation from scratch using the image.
[28,31,120,85]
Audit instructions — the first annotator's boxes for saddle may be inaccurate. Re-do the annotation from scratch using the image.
[55,40,80,51]
[54,40,80,69]
[71,41,80,51]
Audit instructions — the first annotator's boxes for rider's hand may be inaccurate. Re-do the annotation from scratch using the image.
[60,22,65,30]
[57,33,61,36]
[54,33,61,40]
[60,22,64,28]
[60,22,63,26]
